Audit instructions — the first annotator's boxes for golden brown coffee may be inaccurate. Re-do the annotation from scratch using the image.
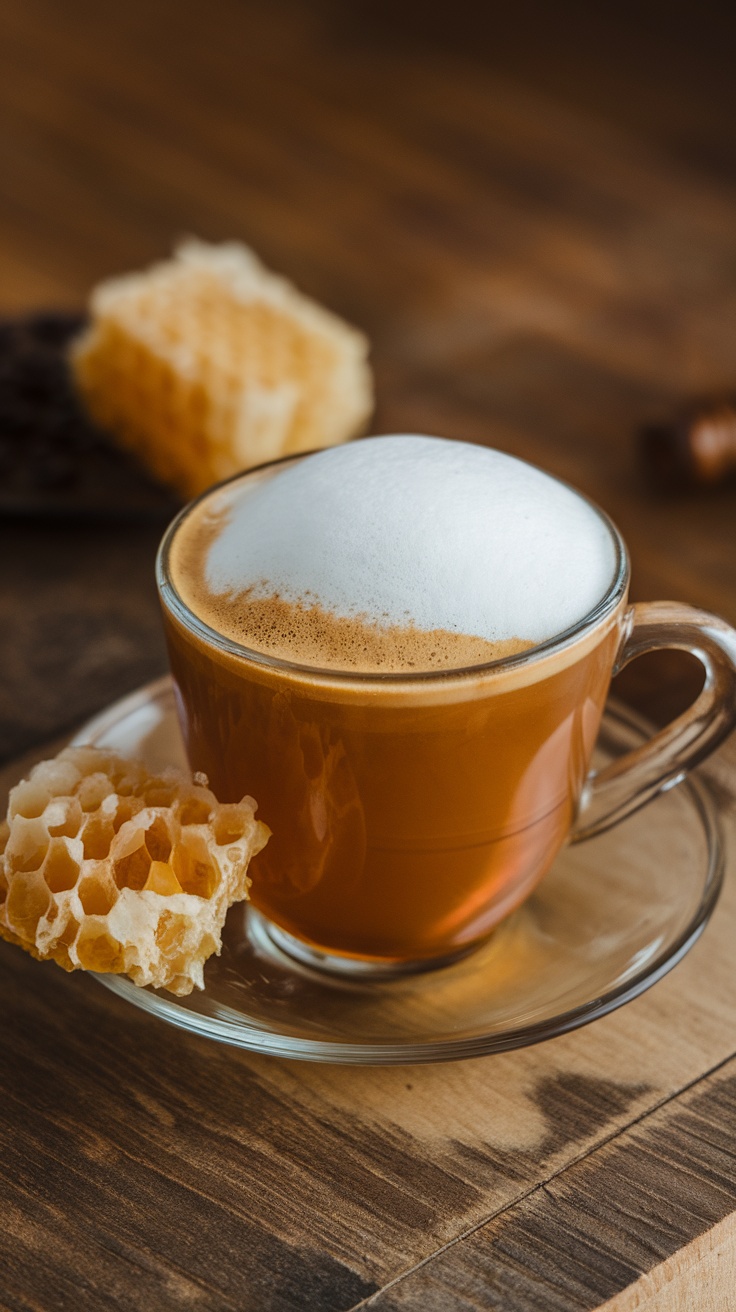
[162,604,622,963]
[161,441,623,965]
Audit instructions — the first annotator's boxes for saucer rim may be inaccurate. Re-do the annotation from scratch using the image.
[74,678,725,1065]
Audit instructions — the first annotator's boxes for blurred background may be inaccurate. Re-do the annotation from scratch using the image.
[2,0,735,763]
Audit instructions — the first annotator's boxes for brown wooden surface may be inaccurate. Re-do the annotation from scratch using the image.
[1,2,736,1309]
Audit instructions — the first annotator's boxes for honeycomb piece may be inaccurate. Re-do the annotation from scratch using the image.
[0,747,269,995]
[71,239,374,499]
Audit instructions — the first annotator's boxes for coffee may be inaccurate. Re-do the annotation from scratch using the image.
[161,437,624,966]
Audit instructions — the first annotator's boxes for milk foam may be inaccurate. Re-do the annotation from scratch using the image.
[201,436,617,646]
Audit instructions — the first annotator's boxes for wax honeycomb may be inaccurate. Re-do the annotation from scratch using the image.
[0,747,269,995]
[71,239,374,499]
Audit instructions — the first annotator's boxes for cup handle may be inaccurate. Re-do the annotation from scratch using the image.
[572,602,736,842]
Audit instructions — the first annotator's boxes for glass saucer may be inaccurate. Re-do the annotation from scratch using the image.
[74,677,724,1065]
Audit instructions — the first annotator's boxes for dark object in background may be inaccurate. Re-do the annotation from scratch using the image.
[0,313,181,519]
[640,399,736,491]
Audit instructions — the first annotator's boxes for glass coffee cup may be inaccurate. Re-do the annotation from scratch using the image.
[157,447,736,976]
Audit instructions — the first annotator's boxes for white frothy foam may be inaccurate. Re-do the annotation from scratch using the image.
[204,435,617,643]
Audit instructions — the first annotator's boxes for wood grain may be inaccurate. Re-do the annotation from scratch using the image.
[1,1,736,1308]
[598,1213,736,1312]
[363,1053,736,1310]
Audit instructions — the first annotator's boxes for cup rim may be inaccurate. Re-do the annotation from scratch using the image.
[156,445,630,686]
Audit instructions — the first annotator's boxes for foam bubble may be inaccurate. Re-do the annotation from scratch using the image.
[201,435,617,645]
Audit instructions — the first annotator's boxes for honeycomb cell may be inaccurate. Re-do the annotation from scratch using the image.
[82,813,115,861]
[213,806,249,847]
[178,798,213,827]
[46,798,83,840]
[75,924,124,973]
[78,876,117,917]
[142,784,177,810]
[114,843,154,892]
[143,862,182,897]
[144,816,173,863]
[42,839,81,894]
[112,798,136,832]
[5,817,50,875]
[172,838,217,899]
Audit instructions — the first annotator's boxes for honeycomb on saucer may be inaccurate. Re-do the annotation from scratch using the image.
[0,747,269,995]
[71,239,374,499]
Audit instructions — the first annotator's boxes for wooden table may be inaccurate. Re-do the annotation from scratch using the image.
[2,2,736,1307]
